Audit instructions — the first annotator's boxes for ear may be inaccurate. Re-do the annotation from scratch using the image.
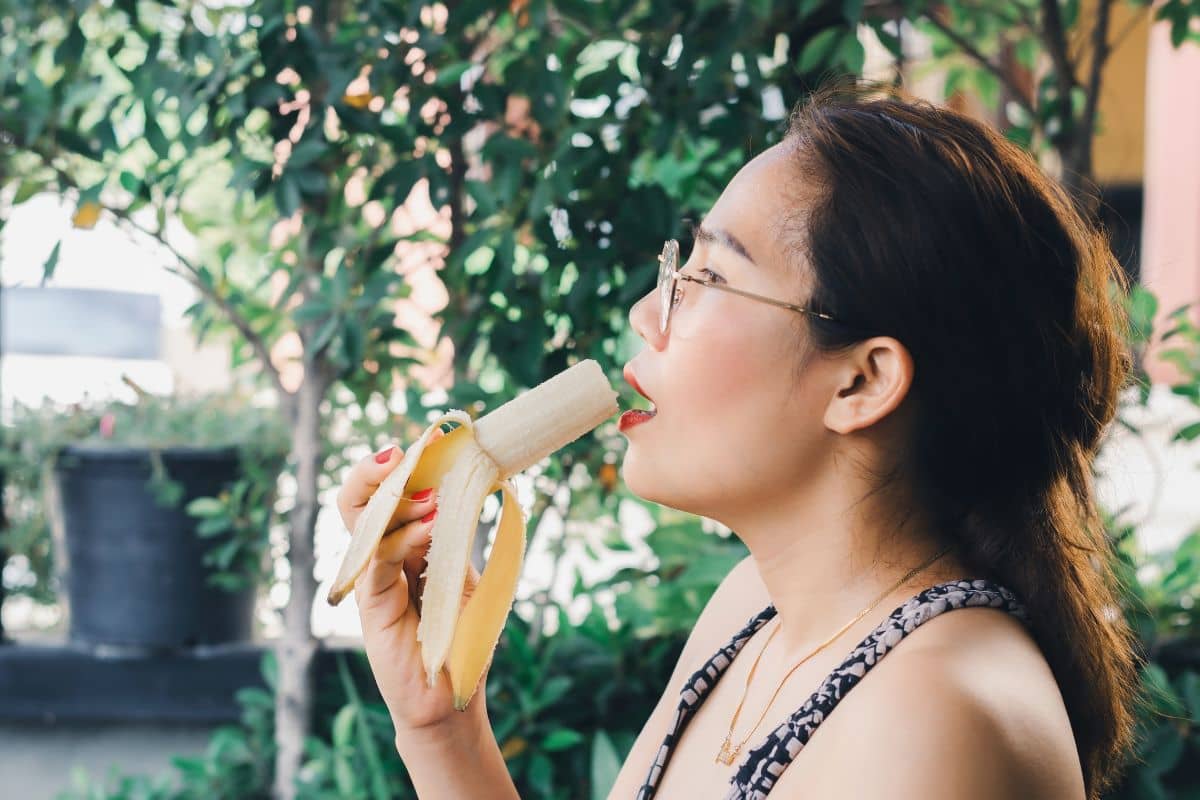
[823,337,914,435]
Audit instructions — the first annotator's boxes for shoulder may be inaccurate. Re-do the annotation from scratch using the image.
[797,665,1026,799]
[771,610,1086,799]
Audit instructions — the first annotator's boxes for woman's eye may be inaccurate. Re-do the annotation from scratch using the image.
[701,268,724,283]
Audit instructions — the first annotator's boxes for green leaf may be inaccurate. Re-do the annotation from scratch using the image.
[274,175,301,217]
[342,318,365,367]
[260,650,278,691]
[14,180,44,204]
[293,169,327,195]
[1141,721,1185,775]
[541,728,584,751]
[55,21,87,69]
[196,516,233,537]
[334,753,358,795]
[798,0,827,19]
[118,170,141,195]
[590,730,622,800]
[210,539,239,570]
[535,675,573,710]
[435,62,472,87]
[842,0,865,23]
[868,21,903,59]
[170,756,208,779]
[1128,285,1159,344]
[798,27,846,74]
[838,35,865,74]
[527,752,554,797]
[144,114,171,160]
[1179,670,1200,724]
[1172,421,1200,443]
[308,314,341,357]
[332,705,357,749]
[187,497,226,516]
[1143,663,1186,716]
[288,137,327,169]
[41,241,62,284]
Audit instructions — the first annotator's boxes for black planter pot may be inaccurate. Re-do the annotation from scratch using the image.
[51,445,257,651]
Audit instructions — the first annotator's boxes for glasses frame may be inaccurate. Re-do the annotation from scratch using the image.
[656,238,840,336]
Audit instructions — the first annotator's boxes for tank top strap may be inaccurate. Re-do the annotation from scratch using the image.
[634,604,779,800]
[722,578,1030,799]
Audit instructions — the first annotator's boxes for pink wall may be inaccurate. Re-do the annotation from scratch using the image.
[1141,24,1200,385]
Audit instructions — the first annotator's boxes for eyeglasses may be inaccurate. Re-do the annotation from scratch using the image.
[656,238,842,336]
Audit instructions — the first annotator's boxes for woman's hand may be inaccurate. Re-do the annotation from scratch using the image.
[335,429,486,734]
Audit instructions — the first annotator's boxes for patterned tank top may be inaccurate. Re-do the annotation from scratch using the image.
[635,578,1031,799]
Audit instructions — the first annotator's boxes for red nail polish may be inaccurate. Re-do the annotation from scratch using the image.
[412,488,434,501]
[421,508,438,523]
[375,446,396,464]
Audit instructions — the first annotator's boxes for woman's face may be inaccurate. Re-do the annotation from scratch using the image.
[622,142,841,523]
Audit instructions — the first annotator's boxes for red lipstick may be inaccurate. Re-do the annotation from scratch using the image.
[618,409,656,432]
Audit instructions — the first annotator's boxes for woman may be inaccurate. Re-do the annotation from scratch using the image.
[336,87,1142,799]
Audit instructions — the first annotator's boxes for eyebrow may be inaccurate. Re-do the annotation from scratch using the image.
[691,219,757,266]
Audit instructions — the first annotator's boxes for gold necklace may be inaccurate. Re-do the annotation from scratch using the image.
[714,546,951,766]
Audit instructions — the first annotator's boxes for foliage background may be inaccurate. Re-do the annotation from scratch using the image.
[3,0,1200,798]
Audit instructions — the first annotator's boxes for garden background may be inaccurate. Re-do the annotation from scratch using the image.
[2,0,1200,798]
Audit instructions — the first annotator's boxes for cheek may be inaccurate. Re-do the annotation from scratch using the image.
[622,309,789,506]
[669,306,766,420]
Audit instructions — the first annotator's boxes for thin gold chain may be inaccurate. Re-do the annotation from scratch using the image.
[715,546,951,765]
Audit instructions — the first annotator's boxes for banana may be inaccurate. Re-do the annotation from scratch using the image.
[327,359,619,710]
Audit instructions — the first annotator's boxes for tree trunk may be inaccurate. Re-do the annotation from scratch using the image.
[0,464,7,644]
[272,373,326,799]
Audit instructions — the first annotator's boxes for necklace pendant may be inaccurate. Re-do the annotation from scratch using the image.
[715,737,740,766]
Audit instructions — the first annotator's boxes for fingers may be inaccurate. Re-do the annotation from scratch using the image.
[336,427,446,531]
[407,551,481,617]
[376,512,437,565]
[355,553,409,626]
[460,562,481,611]
[337,445,403,527]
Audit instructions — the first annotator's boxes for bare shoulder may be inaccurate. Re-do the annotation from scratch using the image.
[772,608,1086,799]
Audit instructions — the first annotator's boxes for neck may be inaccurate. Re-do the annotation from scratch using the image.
[715,474,970,663]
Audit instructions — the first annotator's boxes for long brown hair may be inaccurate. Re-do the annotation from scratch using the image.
[783,85,1143,798]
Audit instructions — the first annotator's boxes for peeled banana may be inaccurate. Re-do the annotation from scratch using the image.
[328,359,619,710]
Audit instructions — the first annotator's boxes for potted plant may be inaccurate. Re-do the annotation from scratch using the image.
[0,380,290,651]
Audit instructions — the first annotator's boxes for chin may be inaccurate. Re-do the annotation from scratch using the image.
[619,455,709,516]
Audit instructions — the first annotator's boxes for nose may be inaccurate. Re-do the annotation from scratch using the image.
[629,286,666,349]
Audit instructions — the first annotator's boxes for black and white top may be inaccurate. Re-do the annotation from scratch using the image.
[635,578,1031,799]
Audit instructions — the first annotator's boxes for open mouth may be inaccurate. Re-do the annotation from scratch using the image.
[621,364,658,431]
[622,365,657,409]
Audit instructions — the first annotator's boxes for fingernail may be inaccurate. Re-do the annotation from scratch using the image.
[421,508,438,524]
[375,446,396,464]
[412,488,434,502]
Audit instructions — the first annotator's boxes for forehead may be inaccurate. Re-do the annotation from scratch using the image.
[701,142,803,280]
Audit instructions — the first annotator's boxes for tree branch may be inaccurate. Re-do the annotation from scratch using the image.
[119,211,292,400]
[1039,0,1079,108]
[36,150,292,401]
[922,11,1036,118]
[1109,4,1150,58]
[1077,0,1114,194]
